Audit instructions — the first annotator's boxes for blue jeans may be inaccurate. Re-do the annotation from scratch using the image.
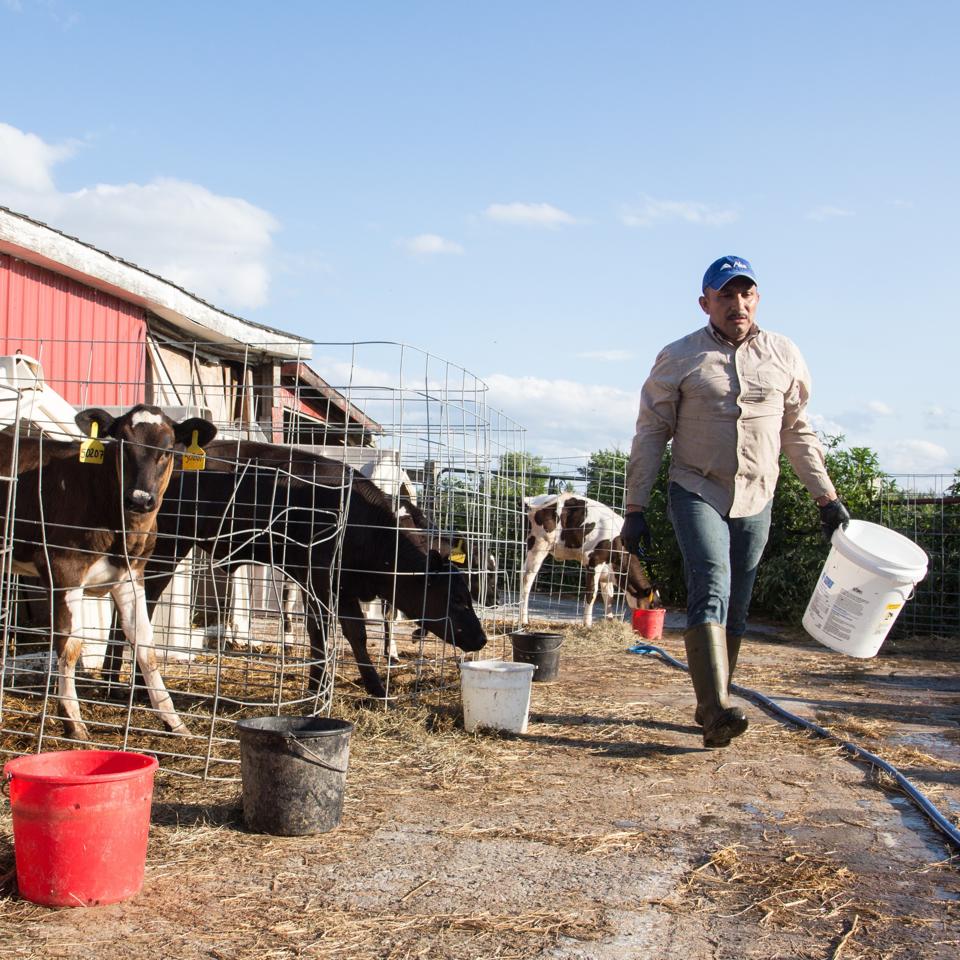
[667,482,772,636]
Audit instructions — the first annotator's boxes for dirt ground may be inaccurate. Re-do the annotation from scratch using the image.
[1,618,959,959]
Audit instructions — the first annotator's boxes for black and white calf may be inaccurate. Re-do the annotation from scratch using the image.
[0,405,216,739]
[520,492,658,627]
[282,493,498,660]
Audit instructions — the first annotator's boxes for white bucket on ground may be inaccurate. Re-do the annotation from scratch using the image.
[802,519,928,658]
[460,660,537,734]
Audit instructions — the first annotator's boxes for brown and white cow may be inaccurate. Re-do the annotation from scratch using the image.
[1,405,216,739]
[520,492,658,627]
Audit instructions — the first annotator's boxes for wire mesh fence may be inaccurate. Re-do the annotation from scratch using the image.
[0,339,527,779]
[881,474,960,639]
[2,328,953,779]
[510,452,960,643]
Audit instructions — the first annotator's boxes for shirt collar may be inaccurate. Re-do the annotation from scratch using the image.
[707,322,760,348]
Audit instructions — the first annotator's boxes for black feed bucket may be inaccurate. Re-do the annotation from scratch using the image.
[510,631,562,683]
[236,716,354,836]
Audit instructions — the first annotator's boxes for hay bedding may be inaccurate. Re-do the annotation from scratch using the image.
[1,620,959,959]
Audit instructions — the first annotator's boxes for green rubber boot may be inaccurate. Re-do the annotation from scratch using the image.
[694,633,742,726]
[684,624,748,748]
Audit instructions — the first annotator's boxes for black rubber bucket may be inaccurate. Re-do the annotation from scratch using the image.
[510,631,562,683]
[236,716,354,836]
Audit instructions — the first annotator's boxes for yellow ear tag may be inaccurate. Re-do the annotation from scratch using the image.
[182,429,206,472]
[79,421,105,465]
[449,538,467,566]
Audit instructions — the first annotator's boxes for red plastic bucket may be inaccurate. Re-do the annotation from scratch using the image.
[3,750,158,907]
[632,607,665,640]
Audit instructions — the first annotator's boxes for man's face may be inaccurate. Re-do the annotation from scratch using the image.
[699,276,759,343]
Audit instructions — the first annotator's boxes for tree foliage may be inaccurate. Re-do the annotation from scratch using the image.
[579,449,627,509]
[495,451,548,500]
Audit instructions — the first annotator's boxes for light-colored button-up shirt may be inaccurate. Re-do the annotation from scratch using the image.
[626,323,835,518]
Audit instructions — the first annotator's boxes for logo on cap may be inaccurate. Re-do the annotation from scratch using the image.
[702,255,757,291]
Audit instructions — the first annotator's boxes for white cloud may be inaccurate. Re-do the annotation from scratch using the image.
[808,412,848,441]
[924,404,956,430]
[484,202,577,228]
[621,196,737,228]
[876,439,952,474]
[310,355,402,389]
[576,349,633,362]
[61,179,278,308]
[303,364,643,457]
[805,205,854,221]
[832,400,896,434]
[485,373,640,458]
[0,123,278,310]
[0,122,78,193]
[400,233,464,256]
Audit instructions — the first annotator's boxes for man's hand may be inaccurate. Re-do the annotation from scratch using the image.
[819,499,851,542]
[621,511,652,557]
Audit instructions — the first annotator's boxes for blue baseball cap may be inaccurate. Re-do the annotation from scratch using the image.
[702,255,758,292]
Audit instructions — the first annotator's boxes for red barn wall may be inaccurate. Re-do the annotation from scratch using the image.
[0,253,146,407]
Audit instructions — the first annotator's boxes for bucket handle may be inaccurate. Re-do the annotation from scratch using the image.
[289,736,350,775]
[1,772,10,797]
[512,636,564,649]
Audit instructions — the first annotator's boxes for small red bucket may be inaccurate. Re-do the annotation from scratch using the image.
[4,750,158,907]
[632,607,665,640]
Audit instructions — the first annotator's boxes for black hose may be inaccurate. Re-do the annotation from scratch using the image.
[629,641,960,851]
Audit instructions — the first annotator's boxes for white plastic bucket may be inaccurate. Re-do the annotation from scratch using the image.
[460,660,537,734]
[802,519,928,658]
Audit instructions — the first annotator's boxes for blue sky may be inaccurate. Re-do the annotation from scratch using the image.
[1,1,958,474]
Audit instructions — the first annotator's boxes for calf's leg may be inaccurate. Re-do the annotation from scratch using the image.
[595,565,616,620]
[520,544,550,626]
[337,597,388,699]
[112,576,188,735]
[582,566,600,627]
[281,580,301,649]
[381,600,400,662]
[54,587,91,740]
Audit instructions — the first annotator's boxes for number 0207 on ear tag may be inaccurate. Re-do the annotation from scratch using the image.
[79,422,104,465]
[182,430,206,471]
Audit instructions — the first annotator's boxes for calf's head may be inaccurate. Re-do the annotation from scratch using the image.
[75,405,217,516]
[613,538,661,611]
[416,550,487,652]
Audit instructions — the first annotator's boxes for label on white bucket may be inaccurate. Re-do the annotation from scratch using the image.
[802,522,926,658]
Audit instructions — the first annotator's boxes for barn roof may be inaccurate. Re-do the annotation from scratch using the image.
[0,205,310,360]
[281,361,383,438]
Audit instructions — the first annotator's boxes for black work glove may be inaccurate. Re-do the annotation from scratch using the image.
[819,498,851,542]
[621,510,652,557]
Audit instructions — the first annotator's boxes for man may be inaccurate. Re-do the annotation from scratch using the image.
[621,255,849,749]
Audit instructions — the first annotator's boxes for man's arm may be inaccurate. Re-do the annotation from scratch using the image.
[625,349,678,511]
[779,348,850,539]
[779,352,836,503]
[621,350,678,557]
